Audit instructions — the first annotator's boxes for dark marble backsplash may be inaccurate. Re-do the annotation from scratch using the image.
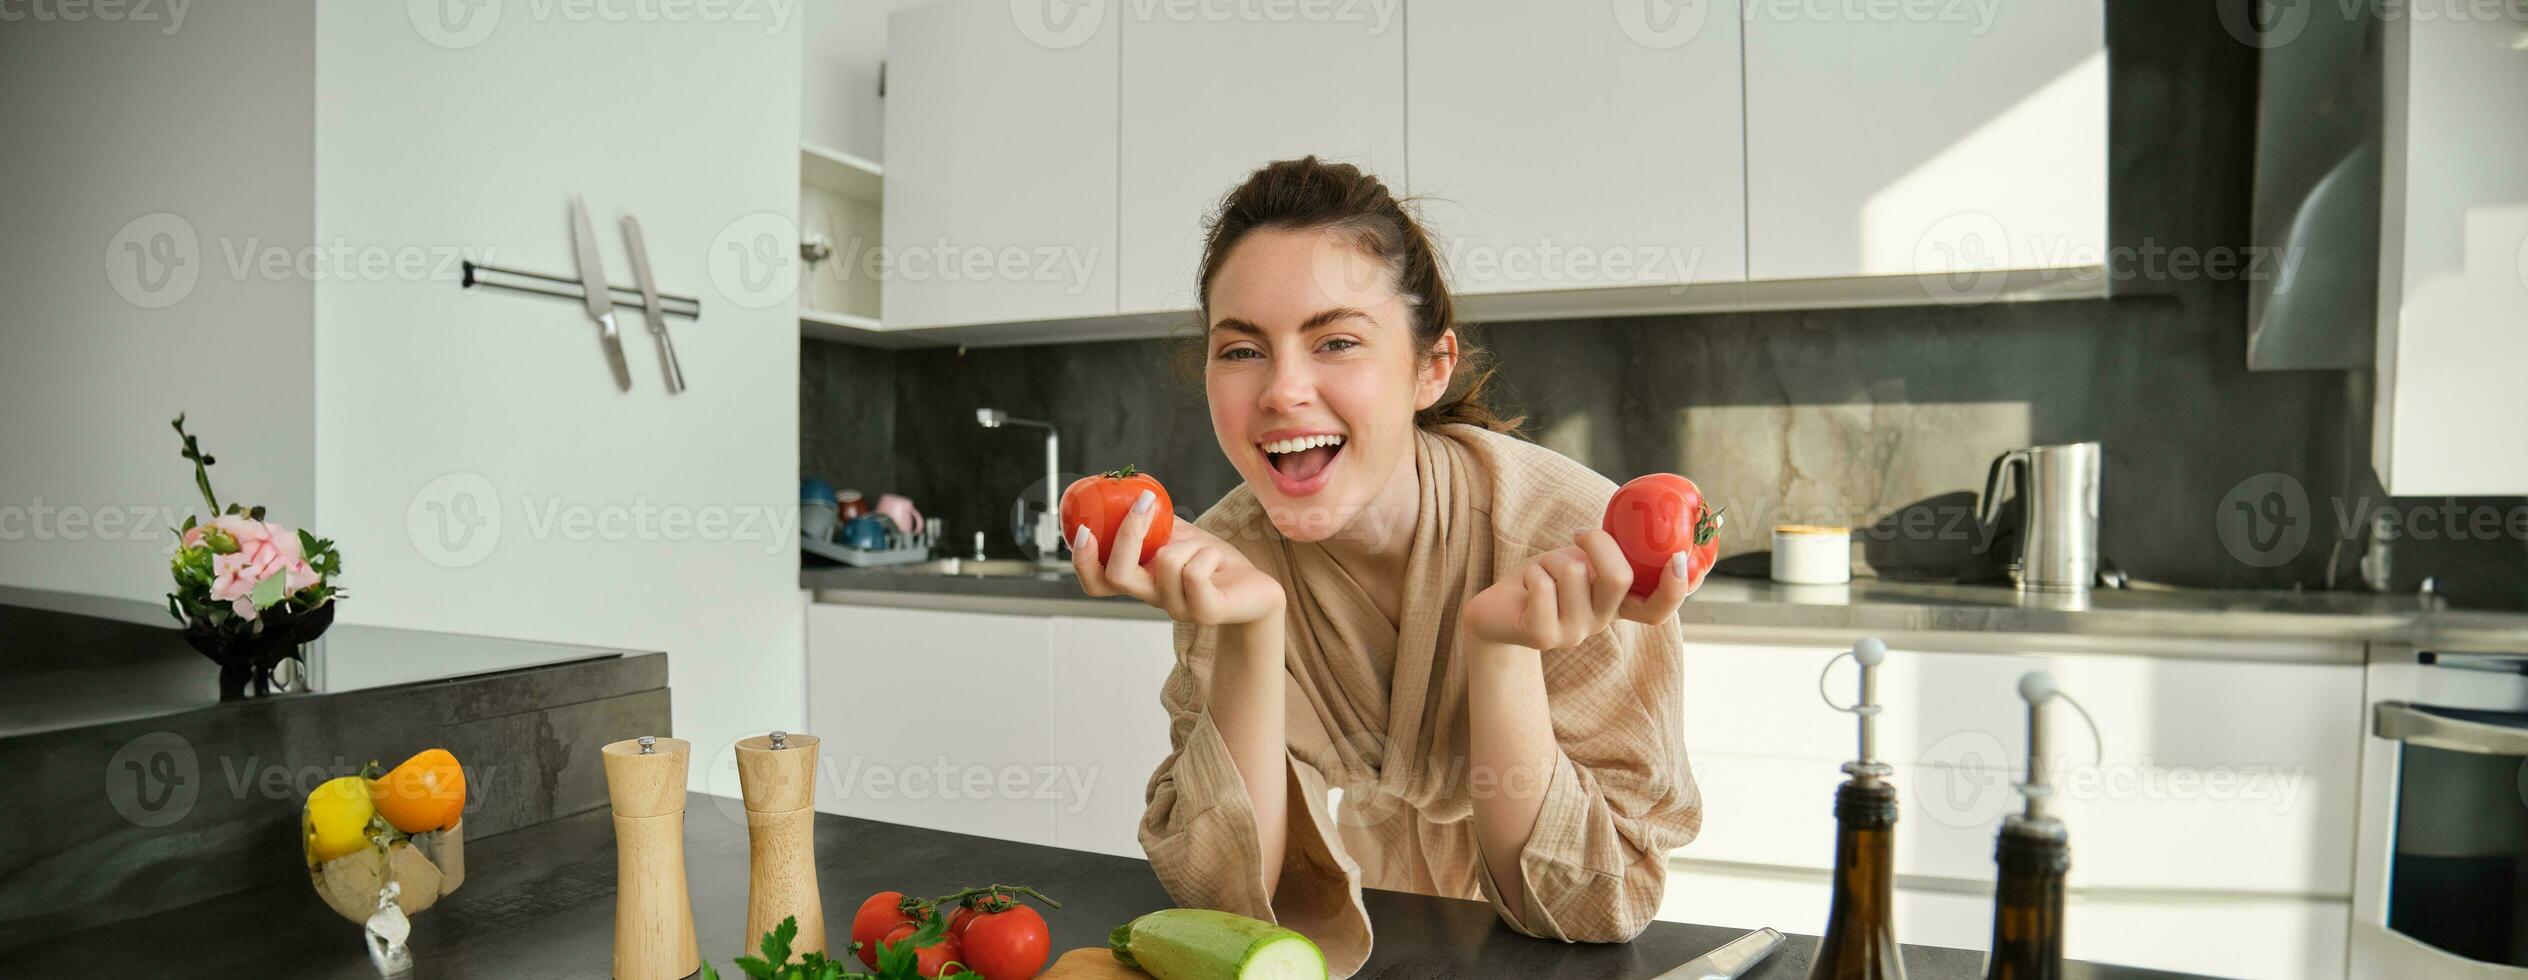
[798,0,2527,605]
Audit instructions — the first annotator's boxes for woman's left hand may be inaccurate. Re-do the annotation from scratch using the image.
[1463,529,1700,652]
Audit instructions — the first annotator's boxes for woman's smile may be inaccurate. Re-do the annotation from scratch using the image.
[1257,429,1348,497]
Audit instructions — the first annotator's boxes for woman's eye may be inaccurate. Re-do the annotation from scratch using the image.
[1320,338,1361,353]
[1216,346,1261,361]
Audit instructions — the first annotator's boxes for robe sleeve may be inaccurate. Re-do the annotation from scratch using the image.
[1472,613,1703,943]
[1139,620,1375,978]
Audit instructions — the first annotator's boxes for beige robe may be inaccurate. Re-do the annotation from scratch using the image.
[1138,423,1702,978]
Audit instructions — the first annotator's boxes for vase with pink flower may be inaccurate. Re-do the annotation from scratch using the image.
[164,414,346,700]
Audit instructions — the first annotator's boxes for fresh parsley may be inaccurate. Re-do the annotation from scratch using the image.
[700,915,980,980]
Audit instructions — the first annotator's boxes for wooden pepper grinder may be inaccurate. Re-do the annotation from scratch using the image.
[737,730,824,955]
[602,736,699,980]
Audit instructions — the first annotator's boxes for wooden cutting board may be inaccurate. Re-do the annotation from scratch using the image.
[1039,946,1150,980]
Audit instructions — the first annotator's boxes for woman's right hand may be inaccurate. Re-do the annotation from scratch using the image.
[1073,490,1284,626]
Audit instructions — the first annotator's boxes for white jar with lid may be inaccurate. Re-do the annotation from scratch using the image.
[1771,525,1852,584]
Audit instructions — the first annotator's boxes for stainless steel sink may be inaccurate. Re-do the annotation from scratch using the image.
[892,558,1073,579]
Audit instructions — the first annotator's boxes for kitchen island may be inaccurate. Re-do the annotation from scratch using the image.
[0,791,2205,979]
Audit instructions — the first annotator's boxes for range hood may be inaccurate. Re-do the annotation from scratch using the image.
[2246,7,2382,371]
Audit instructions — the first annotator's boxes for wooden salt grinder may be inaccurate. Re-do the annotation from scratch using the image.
[602,736,699,980]
[737,730,824,955]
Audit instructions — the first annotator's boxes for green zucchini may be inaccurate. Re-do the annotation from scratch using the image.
[1108,908,1327,980]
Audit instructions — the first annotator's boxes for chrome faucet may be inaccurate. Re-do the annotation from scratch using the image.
[976,408,1063,563]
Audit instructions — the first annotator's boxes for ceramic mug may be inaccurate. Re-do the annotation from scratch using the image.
[875,494,923,538]
[840,515,891,551]
[801,500,839,544]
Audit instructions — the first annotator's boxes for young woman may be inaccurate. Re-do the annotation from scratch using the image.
[1072,157,1703,977]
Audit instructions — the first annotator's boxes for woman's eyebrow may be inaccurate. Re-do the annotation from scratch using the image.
[1209,308,1375,335]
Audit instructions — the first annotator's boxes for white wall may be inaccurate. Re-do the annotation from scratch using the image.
[312,2,804,783]
[0,3,317,604]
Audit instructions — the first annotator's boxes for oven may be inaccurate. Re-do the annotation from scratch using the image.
[2353,645,2528,978]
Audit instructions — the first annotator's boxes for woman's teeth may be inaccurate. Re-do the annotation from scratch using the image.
[1261,433,1345,455]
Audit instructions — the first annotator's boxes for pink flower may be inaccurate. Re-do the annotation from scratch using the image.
[202,517,323,621]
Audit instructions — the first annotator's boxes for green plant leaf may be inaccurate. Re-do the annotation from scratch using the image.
[249,568,288,609]
[733,955,775,980]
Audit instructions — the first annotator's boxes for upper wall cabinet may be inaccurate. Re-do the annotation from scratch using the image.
[883,1,1120,330]
[1408,1,1747,295]
[1743,0,2105,285]
[2373,8,2528,495]
[1116,6,1406,316]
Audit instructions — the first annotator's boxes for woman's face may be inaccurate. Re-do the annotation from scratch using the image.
[1204,226,1452,544]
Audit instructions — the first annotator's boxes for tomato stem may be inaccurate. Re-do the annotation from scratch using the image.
[1101,463,1141,480]
[933,882,1063,911]
[1693,506,1727,547]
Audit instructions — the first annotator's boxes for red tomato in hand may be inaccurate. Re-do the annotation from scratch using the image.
[1060,465,1173,565]
[885,921,966,978]
[959,901,1052,980]
[852,891,920,968]
[1604,473,1723,596]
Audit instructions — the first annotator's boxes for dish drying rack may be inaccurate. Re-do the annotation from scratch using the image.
[802,522,938,568]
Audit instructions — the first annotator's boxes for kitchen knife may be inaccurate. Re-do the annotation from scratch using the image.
[1651,927,1786,980]
[569,195,633,391]
[618,214,685,393]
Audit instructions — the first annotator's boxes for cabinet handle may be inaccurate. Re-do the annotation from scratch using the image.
[2374,701,2528,756]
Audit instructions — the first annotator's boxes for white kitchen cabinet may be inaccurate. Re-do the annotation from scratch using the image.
[2371,9,2528,495]
[1677,640,2363,897]
[1046,616,1179,858]
[1742,0,2105,285]
[882,0,1119,329]
[806,604,1059,843]
[1406,0,1746,294]
[807,603,1179,853]
[1116,6,1405,314]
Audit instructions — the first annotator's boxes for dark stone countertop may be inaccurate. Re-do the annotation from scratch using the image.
[804,560,2528,655]
[0,791,2206,979]
[0,587,647,737]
